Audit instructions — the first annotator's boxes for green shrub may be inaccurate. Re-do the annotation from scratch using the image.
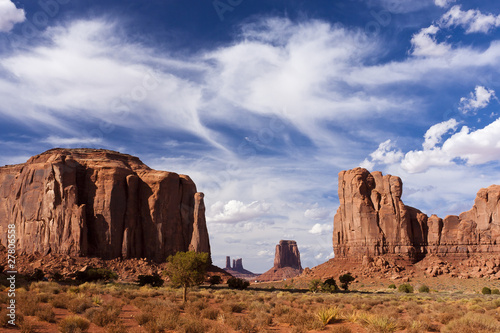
[309,279,321,293]
[398,284,413,293]
[209,275,222,286]
[388,284,396,289]
[227,277,250,290]
[492,289,500,295]
[482,287,492,295]
[339,273,355,290]
[58,315,90,333]
[418,285,430,293]
[321,278,338,293]
[137,273,164,287]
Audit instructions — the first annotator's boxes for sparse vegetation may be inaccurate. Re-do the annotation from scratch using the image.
[388,284,396,289]
[165,251,210,302]
[418,284,430,293]
[58,315,91,333]
[75,268,118,282]
[321,278,338,293]
[339,273,355,290]
[227,277,250,290]
[137,273,164,287]
[398,283,414,293]
[482,287,492,295]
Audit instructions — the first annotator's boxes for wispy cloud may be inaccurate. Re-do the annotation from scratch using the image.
[440,5,500,34]
[459,86,496,114]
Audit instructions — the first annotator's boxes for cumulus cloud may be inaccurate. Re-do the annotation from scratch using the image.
[360,139,403,169]
[422,118,459,150]
[401,118,500,173]
[208,200,271,224]
[440,5,500,34]
[0,0,25,32]
[309,223,333,235]
[410,25,450,57]
[434,0,455,8]
[459,86,496,114]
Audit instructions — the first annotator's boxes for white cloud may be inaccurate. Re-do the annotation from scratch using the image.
[360,139,403,169]
[0,0,25,32]
[423,118,459,150]
[304,203,331,220]
[42,136,103,146]
[440,5,500,34]
[434,0,455,8]
[308,223,333,235]
[401,118,500,173]
[207,200,271,224]
[410,25,450,57]
[459,86,496,114]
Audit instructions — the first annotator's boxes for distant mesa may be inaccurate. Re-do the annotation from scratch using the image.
[257,240,303,282]
[0,148,211,263]
[333,167,500,262]
[223,256,257,279]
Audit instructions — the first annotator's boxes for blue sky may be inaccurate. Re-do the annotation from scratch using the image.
[1,0,500,272]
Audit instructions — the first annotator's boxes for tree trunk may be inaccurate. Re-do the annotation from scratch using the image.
[183,286,187,303]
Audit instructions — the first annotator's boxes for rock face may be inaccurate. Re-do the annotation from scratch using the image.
[223,256,256,279]
[257,240,303,281]
[333,167,500,262]
[0,148,211,262]
[274,240,302,270]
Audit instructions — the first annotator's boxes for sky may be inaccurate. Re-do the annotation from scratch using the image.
[1,0,500,273]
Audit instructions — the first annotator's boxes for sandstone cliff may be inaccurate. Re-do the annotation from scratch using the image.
[333,167,500,262]
[257,240,303,281]
[0,148,211,262]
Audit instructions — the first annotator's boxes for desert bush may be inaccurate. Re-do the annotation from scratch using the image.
[58,315,91,333]
[221,301,246,313]
[35,304,56,323]
[442,312,500,333]
[30,281,62,294]
[321,278,338,293]
[135,312,154,326]
[105,322,128,333]
[209,275,222,286]
[339,273,355,290]
[51,293,74,309]
[482,287,492,295]
[227,277,250,290]
[363,314,398,333]
[388,284,396,289]
[418,285,430,293]
[201,307,221,320]
[19,318,36,333]
[226,315,257,333]
[18,292,38,316]
[492,289,500,295]
[309,279,322,293]
[406,320,427,333]
[398,284,413,293]
[137,273,164,287]
[316,306,341,325]
[68,297,94,314]
[84,303,121,327]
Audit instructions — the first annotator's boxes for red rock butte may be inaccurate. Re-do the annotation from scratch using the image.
[0,148,211,262]
[257,240,303,281]
[333,167,500,262]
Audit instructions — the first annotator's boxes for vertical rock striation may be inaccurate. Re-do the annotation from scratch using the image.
[333,168,500,262]
[0,148,211,262]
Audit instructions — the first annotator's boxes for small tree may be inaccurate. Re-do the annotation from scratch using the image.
[309,279,322,293]
[321,278,338,293]
[165,251,210,302]
[339,273,355,291]
[209,275,222,286]
[482,287,492,295]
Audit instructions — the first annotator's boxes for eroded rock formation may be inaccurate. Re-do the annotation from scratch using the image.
[0,148,211,262]
[333,167,500,262]
[223,256,256,279]
[257,240,303,281]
